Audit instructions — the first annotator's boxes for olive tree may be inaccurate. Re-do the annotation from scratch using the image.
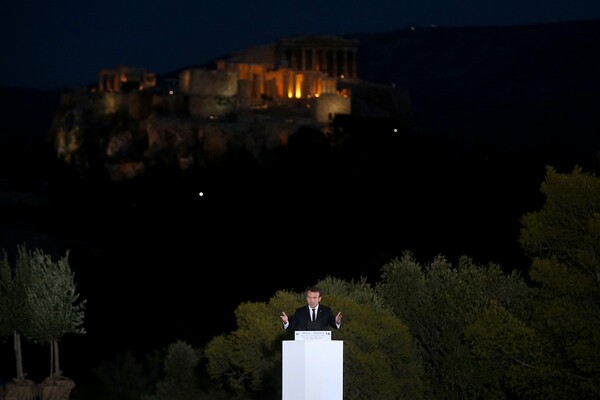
[0,245,36,383]
[23,247,86,379]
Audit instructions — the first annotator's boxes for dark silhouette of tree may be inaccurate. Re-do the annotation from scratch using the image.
[461,166,600,399]
[516,166,600,398]
[23,248,86,379]
[0,245,32,384]
[376,251,531,399]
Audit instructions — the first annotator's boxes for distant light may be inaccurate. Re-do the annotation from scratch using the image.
[198,192,204,197]
[393,128,398,133]
[168,90,174,95]
[340,74,345,79]
[410,26,415,30]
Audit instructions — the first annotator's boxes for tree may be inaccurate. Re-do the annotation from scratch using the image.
[154,340,203,400]
[22,247,86,379]
[92,351,153,400]
[514,166,600,398]
[0,253,8,339]
[0,245,36,383]
[462,166,600,399]
[463,300,542,399]
[519,166,600,274]
[376,251,532,400]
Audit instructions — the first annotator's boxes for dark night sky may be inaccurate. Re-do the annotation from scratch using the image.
[2,0,600,90]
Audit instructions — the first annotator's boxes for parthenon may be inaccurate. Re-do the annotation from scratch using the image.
[275,35,359,80]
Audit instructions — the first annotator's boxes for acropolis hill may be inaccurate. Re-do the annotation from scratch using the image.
[51,35,409,182]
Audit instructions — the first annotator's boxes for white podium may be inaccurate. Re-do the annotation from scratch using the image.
[282,333,343,400]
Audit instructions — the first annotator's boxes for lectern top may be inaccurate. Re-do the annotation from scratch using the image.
[294,330,332,341]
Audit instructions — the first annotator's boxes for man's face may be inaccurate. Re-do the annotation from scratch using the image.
[306,290,321,308]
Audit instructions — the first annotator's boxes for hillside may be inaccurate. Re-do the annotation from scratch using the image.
[3,19,600,168]
[1,19,598,263]
[351,19,600,164]
[1,19,599,273]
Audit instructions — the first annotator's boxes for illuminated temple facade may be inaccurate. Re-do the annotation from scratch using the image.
[94,35,359,124]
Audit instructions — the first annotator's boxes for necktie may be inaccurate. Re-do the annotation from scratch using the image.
[312,308,316,321]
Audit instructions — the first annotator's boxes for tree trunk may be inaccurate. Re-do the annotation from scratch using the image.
[13,331,25,382]
[52,340,61,377]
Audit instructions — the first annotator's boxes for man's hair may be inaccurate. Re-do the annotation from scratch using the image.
[306,286,322,296]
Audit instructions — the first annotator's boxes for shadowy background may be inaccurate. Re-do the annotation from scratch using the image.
[1,20,599,388]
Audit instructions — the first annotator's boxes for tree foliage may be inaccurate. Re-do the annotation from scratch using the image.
[0,244,86,382]
[0,251,12,340]
[461,166,600,399]
[153,340,203,400]
[376,251,532,400]
[520,166,600,276]
[514,166,600,398]
[93,351,152,400]
[0,244,38,382]
[23,247,86,378]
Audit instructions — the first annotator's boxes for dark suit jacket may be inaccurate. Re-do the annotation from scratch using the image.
[286,304,340,332]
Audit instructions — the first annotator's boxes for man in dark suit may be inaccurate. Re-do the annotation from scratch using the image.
[280,286,342,332]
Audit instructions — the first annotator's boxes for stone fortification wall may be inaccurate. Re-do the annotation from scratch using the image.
[124,92,153,119]
[151,93,187,114]
[321,77,338,94]
[311,93,351,124]
[87,92,153,119]
[237,80,252,110]
[179,69,238,96]
[188,94,237,119]
[92,92,119,114]
[179,69,240,118]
